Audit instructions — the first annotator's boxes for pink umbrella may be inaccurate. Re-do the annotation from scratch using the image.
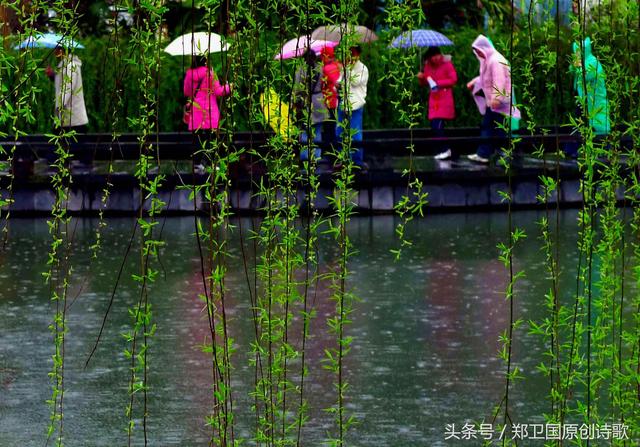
[274,36,339,60]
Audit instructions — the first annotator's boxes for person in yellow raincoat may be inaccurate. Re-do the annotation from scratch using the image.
[260,88,298,142]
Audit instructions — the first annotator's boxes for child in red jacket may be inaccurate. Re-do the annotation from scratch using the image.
[321,46,341,110]
[320,46,342,149]
[417,47,458,160]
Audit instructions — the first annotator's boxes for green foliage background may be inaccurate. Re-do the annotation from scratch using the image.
[2,1,640,445]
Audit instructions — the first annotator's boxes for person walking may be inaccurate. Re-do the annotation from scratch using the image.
[566,37,609,157]
[336,45,369,168]
[183,56,231,172]
[320,46,341,150]
[46,46,89,170]
[417,46,458,160]
[563,37,609,158]
[293,50,326,160]
[183,56,231,132]
[466,35,520,164]
[51,46,88,133]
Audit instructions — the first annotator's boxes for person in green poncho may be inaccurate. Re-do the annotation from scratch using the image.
[566,37,610,157]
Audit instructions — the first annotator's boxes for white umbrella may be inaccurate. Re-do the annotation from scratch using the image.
[311,24,378,43]
[164,31,229,56]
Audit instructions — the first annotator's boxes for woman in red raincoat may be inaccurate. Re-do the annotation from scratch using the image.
[417,47,458,160]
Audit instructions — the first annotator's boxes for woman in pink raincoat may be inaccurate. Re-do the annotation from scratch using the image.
[466,35,520,163]
[183,56,231,132]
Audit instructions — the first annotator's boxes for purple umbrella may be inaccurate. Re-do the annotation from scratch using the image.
[390,30,453,49]
[275,36,339,60]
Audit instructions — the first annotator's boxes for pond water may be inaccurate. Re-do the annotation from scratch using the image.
[0,211,585,446]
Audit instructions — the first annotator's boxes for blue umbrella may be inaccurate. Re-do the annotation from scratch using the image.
[14,33,84,50]
[390,30,453,49]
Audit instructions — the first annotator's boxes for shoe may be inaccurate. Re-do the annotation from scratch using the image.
[467,153,489,164]
[434,149,452,160]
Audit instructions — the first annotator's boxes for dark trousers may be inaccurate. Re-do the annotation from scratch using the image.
[300,110,337,161]
[431,119,448,154]
[476,110,506,159]
[323,108,338,149]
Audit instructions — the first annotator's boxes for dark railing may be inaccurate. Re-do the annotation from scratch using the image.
[0,127,629,162]
[0,128,632,214]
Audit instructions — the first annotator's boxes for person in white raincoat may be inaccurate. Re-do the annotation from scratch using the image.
[336,45,369,168]
[46,47,90,169]
[53,47,88,131]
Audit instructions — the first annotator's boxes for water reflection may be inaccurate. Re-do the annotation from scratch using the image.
[0,212,583,445]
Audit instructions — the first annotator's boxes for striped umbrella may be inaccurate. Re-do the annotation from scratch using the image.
[390,30,453,49]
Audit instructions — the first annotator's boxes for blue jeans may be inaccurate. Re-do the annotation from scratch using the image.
[336,105,364,165]
[477,109,507,159]
[300,123,322,161]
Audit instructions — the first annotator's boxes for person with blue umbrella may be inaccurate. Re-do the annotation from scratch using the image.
[43,44,89,171]
[50,45,88,133]
[391,30,457,160]
[17,33,89,169]
[16,33,88,133]
[417,46,458,160]
[18,32,90,136]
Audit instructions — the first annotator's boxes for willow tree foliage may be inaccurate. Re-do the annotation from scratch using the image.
[0,0,639,445]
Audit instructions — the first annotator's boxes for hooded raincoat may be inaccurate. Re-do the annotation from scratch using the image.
[183,66,231,131]
[54,54,88,128]
[469,35,520,121]
[571,38,610,134]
